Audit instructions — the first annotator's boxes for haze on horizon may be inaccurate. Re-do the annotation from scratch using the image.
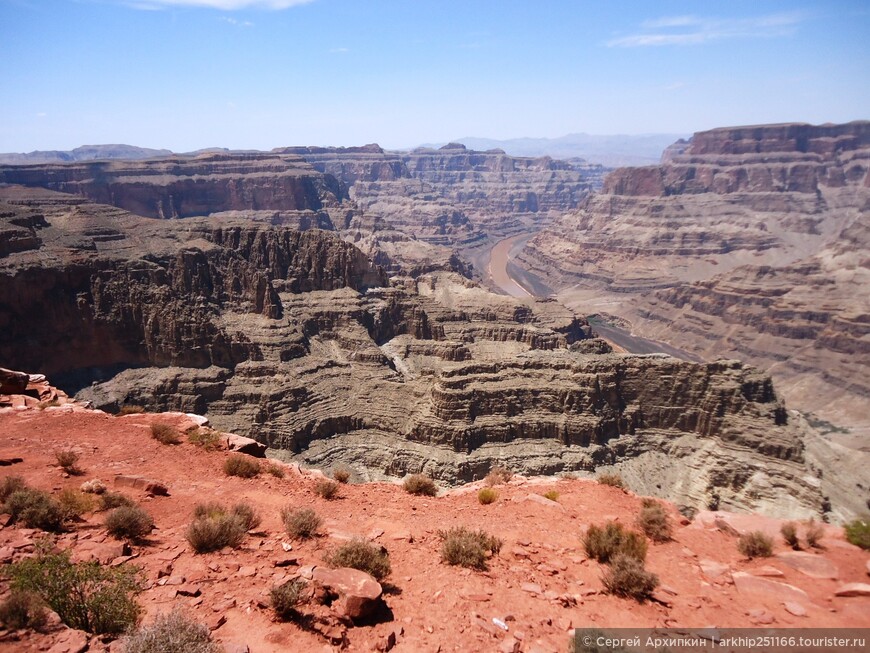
[1,0,868,153]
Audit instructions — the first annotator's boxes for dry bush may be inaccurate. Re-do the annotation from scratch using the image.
[122,608,222,653]
[100,491,135,511]
[55,449,82,475]
[149,424,181,445]
[844,518,870,550]
[314,479,339,500]
[602,554,659,601]
[326,539,391,580]
[265,462,285,478]
[543,490,559,502]
[332,467,351,484]
[637,500,672,543]
[737,531,774,559]
[230,502,261,531]
[439,527,502,571]
[484,466,512,486]
[0,590,48,631]
[477,487,498,505]
[116,405,145,416]
[37,399,61,410]
[185,504,247,553]
[4,488,66,532]
[282,507,321,540]
[584,521,647,564]
[597,473,625,489]
[223,454,260,478]
[271,579,307,622]
[0,476,27,502]
[781,522,801,550]
[106,506,154,541]
[403,474,437,497]
[806,520,824,549]
[188,428,221,452]
[58,489,96,520]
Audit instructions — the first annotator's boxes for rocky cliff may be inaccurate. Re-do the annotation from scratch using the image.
[0,184,855,519]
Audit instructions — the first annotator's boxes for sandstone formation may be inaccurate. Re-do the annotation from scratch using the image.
[0,183,856,518]
[519,121,870,446]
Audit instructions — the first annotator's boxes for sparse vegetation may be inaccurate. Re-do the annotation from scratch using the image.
[403,473,437,497]
[597,473,625,489]
[781,522,801,550]
[806,520,824,549]
[185,503,248,553]
[105,505,154,541]
[737,531,774,559]
[601,554,659,602]
[80,478,107,495]
[439,526,503,571]
[223,454,260,478]
[637,500,672,543]
[844,518,870,550]
[0,475,27,502]
[122,608,222,653]
[326,538,391,580]
[36,399,61,410]
[332,467,351,484]
[229,502,261,531]
[99,491,136,511]
[116,405,145,416]
[314,478,339,500]
[282,507,321,540]
[188,428,221,452]
[543,490,559,502]
[55,449,82,475]
[584,521,648,564]
[0,590,48,631]
[7,547,142,635]
[265,462,285,478]
[58,488,96,520]
[270,579,308,622]
[477,487,498,505]
[3,488,67,532]
[485,466,512,486]
[149,423,181,445]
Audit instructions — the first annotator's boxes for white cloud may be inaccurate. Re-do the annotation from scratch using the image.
[219,15,253,25]
[608,11,806,47]
[125,0,314,9]
[328,47,349,54]
[35,112,48,118]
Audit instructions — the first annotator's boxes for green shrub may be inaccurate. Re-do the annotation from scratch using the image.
[403,474,437,497]
[223,454,260,478]
[149,424,181,445]
[326,539,391,580]
[543,490,559,502]
[100,491,136,511]
[806,519,824,549]
[188,428,221,452]
[185,505,247,554]
[7,548,142,635]
[601,554,659,601]
[4,489,66,532]
[637,501,672,543]
[332,467,351,484]
[0,476,27,502]
[597,473,625,489]
[477,487,498,505]
[282,507,321,540]
[116,405,145,416]
[781,522,800,550]
[584,522,647,564]
[106,506,154,541]
[55,449,82,475]
[844,518,870,550]
[737,531,774,559]
[484,466,512,486]
[0,590,48,630]
[439,527,502,571]
[122,608,222,653]
[270,579,308,622]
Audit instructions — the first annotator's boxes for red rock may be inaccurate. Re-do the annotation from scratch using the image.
[733,572,810,604]
[521,582,542,595]
[699,559,730,581]
[312,566,383,621]
[223,434,266,457]
[175,584,201,597]
[754,565,785,578]
[499,637,521,653]
[834,583,870,597]
[776,551,839,579]
[113,474,168,496]
[207,613,227,631]
[747,608,775,625]
[46,628,88,653]
[784,601,808,617]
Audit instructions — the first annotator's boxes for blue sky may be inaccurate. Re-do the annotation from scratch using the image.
[1,0,868,152]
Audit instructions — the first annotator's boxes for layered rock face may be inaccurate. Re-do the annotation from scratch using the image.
[0,184,851,518]
[519,122,870,440]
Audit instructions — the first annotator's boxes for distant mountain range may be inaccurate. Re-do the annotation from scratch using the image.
[418,133,688,167]
[0,144,173,165]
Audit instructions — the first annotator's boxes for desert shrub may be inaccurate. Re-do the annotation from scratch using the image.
[0,590,48,630]
[55,449,82,475]
[58,488,96,520]
[601,554,659,601]
[637,501,672,543]
[737,531,774,559]
[188,428,221,452]
[116,405,145,416]
[149,423,181,445]
[314,479,339,500]
[584,522,647,564]
[37,399,60,410]
[230,502,261,531]
[265,462,285,478]
[485,466,512,486]
[326,538,391,580]
[106,505,154,541]
[597,473,625,489]
[270,579,307,621]
[282,507,321,540]
[99,491,135,511]
[4,489,66,532]
[781,522,800,550]
[477,487,498,505]
[185,505,247,554]
[806,520,824,549]
[0,476,27,502]
[7,548,142,635]
[223,454,260,478]
[332,467,351,484]
[80,478,107,495]
[122,608,221,653]
[543,490,559,502]
[403,474,437,497]
[439,527,503,571]
[844,518,870,550]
